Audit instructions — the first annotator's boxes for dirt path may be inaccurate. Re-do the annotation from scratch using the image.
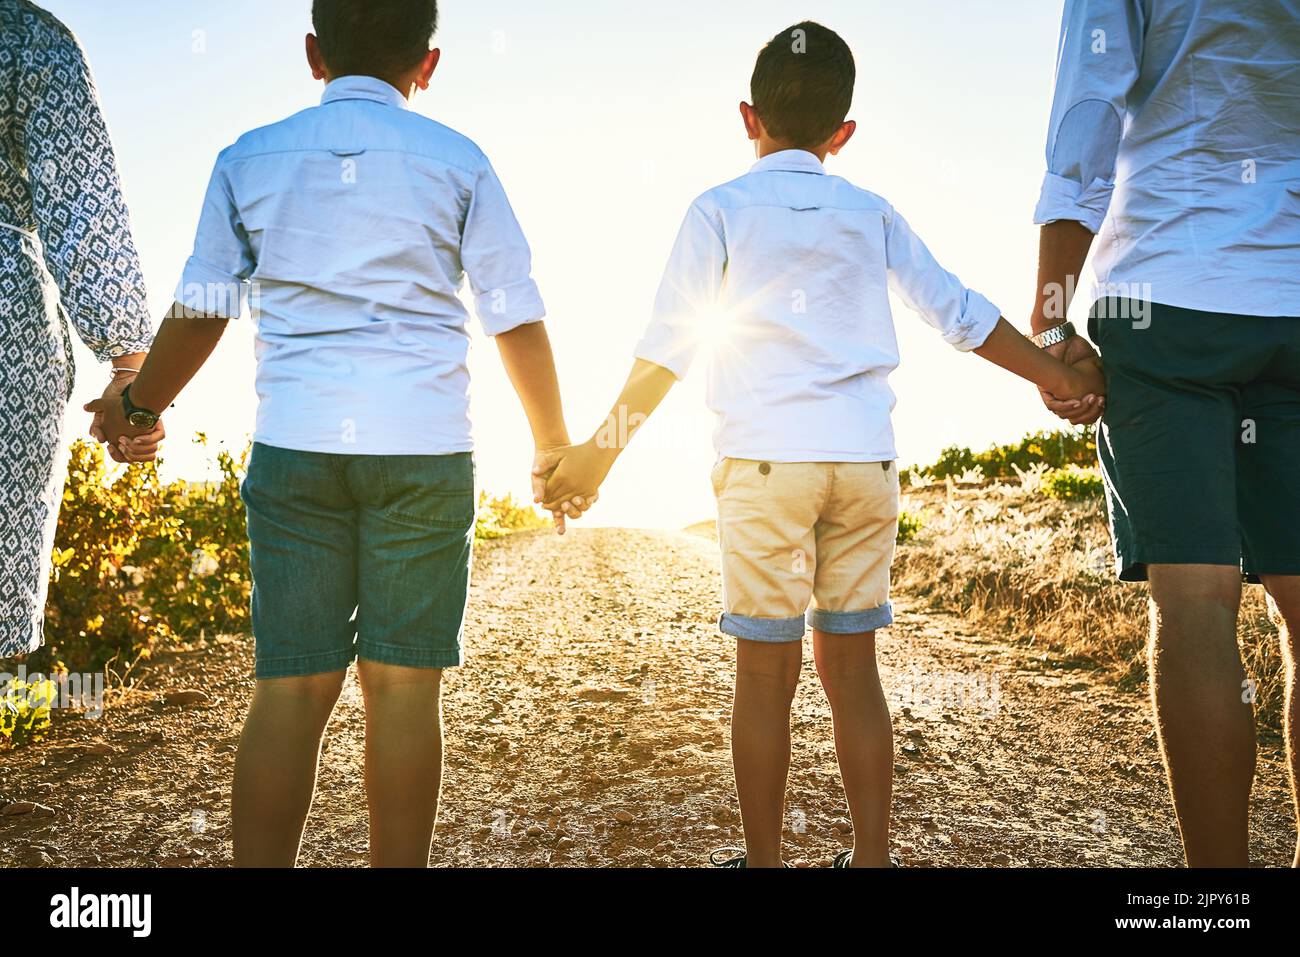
[2,527,1294,867]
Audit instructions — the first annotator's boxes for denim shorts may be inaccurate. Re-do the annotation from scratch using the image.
[1090,299,1300,582]
[241,443,476,678]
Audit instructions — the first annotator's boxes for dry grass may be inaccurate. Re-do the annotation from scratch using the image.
[893,469,1287,731]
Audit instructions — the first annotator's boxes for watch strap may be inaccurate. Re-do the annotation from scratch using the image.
[1030,321,1077,349]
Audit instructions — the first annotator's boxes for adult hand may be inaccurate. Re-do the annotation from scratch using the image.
[83,393,165,464]
[1039,333,1105,426]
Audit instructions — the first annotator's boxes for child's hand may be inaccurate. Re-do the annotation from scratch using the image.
[540,438,615,527]
[1053,355,1106,401]
[532,446,594,535]
[1070,356,1107,400]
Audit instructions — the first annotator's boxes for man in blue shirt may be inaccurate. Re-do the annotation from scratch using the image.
[1029,0,1300,867]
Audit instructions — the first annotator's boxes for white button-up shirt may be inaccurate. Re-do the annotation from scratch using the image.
[177,75,545,455]
[635,150,1001,463]
[1035,0,1300,317]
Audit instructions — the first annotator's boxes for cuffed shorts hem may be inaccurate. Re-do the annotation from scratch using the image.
[808,602,894,634]
[357,641,462,670]
[719,613,806,643]
[254,648,357,680]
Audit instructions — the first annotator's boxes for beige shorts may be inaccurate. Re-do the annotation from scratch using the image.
[711,458,899,642]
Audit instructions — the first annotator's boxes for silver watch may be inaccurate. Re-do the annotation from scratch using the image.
[1030,321,1077,349]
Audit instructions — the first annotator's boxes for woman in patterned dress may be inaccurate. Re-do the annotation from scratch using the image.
[0,0,157,659]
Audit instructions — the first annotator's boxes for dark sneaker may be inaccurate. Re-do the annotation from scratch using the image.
[709,847,795,868]
[709,848,748,868]
[833,849,901,868]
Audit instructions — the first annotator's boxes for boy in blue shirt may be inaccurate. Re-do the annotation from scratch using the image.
[92,0,576,866]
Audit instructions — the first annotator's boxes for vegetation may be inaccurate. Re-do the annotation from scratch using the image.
[896,431,1285,730]
[1042,464,1106,502]
[0,674,56,748]
[903,428,1097,485]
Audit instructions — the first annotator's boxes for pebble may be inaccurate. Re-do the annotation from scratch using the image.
[162,690,211,706]
[613,810,634,825]
[2,801,54,817]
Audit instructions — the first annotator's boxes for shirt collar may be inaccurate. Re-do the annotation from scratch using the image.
[750,149,827,175]
[321,75,409,110]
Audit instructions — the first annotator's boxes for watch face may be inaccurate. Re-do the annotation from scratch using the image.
[127,410,158,429]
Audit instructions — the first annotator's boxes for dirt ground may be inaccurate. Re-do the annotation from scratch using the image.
[2,527,1295,867]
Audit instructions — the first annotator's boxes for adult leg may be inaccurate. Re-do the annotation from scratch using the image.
[813,629,892,866]
[1147,564,1252,867]
[233,670,347,867]
[1259,575,1300,867]
[732,638,803,868]
[357,661,444,868]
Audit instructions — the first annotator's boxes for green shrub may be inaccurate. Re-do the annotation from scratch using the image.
[40,437,252,674]
[476,491,550,539]
[896,510,925,544]
[0,674,56,749]
[1042,465,1105,502]
[922,428,1097,481]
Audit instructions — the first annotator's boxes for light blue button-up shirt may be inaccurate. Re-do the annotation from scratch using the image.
[635,150,1002,463]
[176,75,545,455]
[1034,0,1300,317]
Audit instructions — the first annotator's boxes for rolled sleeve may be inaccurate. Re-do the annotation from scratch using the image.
[633,201,727,380]
[1035,0,1143,233]
[1033,171,1114,234]
[884,207,1002,353]
[461,158,546,336]
[174,151,254,319]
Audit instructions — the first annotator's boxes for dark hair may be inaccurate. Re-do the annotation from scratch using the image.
[750,21,855,148]
[311,0,439,80]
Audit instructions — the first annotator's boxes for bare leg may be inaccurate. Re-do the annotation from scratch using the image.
[232,670,346,867]
[1148,564,1252,867]
[813,629,892,866]
[731,639,802,868]
[357,660,443,868]
[1260,575,1300,868]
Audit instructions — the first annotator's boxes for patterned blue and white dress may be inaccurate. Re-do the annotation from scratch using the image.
[0,0,153,658]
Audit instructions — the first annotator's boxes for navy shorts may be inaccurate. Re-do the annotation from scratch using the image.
[1090,300,1300,583]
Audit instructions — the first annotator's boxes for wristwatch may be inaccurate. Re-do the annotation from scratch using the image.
[1030,321,1077,349]
[121,384,161,430]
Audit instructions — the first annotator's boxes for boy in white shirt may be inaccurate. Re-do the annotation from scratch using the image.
[90,0,577,867]
[539,20,1105,868]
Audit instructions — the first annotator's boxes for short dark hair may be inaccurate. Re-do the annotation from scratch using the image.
[311,0,439,80]
[750,21,855,148]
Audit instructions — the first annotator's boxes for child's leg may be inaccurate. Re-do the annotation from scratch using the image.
[357,661,444,868]
[813,629,893,866]
[810,460,900,866]
[233,670,347,867]
[732,639,803,867]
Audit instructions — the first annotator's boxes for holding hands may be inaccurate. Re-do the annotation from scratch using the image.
[533,438,617,531]
[85,365,166,464]
[1037,333,1105,426]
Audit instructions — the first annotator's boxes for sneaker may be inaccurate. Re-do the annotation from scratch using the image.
[833,849,901,868]
[709,848,748,868]
[709,847,794,868]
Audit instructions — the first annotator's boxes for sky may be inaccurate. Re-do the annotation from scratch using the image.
[46,0,1088,529]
